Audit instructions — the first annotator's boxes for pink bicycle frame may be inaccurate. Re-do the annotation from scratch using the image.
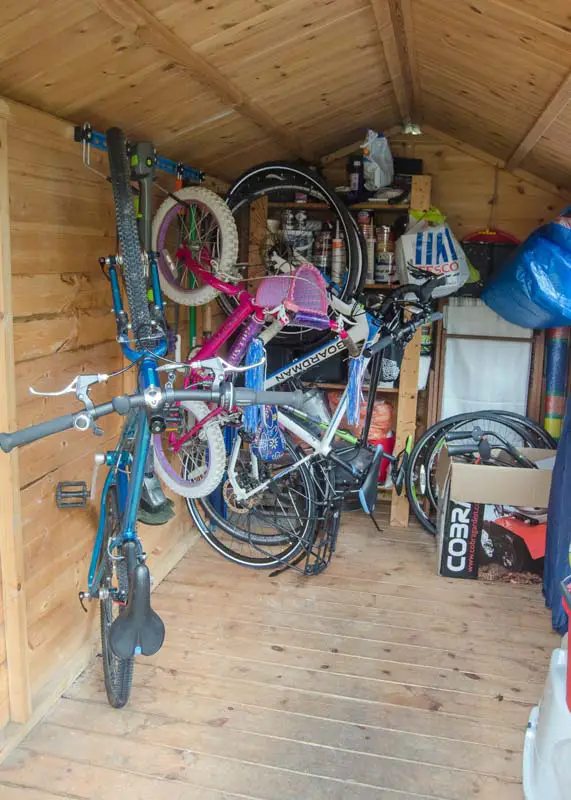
[171,247,266,450]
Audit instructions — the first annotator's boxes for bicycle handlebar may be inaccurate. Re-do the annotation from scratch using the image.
[0,386,304,454]
[378,276,448,316]
[363,312,442,358]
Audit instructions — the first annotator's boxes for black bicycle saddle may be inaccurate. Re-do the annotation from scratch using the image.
[109,563,165,659]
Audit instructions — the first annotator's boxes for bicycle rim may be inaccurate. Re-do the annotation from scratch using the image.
[406,411,555,535]
[224,162,365,345]
[99,485,134,708]
[186,432,318,568]
[152,186,239,307]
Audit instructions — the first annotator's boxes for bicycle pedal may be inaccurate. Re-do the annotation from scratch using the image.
[56,481,89,508]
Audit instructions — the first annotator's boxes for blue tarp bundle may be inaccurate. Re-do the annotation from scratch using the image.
[482,217,571,329]
[544,395,571,634]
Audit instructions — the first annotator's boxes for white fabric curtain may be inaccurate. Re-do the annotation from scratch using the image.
[440,299,532,419]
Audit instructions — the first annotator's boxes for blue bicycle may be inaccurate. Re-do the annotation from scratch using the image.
[0,128,302,708]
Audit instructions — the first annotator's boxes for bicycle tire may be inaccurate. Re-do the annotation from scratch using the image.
[227,162,365,295]
[186,431,317,568]
[406,411,555,535]
[99,485,134,708]
[223,162,366,344]
[106,127,153,349]
[152,401,226,498]
[152,186,240,307]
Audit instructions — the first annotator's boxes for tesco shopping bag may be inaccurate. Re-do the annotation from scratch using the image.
[396,214,469,297]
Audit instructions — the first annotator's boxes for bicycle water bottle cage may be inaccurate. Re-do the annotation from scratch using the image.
[255,265,330,330]
[109,563,165,659]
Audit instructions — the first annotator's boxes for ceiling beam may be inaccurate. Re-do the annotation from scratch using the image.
[370,1,409,119]
[93,0,311,161]
[505,71,571,171]
[385,0,422,121]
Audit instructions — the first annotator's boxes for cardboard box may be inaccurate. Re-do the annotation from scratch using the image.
[436,448,554,579]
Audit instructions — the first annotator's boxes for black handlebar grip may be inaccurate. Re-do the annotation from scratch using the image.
[445,430,475,442]
[419,275,448,304]
[446,443,478,456]
[363,335,394,359]
[232,389,304,410]
[0,413,76,453]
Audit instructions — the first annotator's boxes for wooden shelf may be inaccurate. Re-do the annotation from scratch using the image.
[350,203,409,211]
[302,381,398,393]
[267,201,410,212]
[268,202,329,210]
[249,173,432,529]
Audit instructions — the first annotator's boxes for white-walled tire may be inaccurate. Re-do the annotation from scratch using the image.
[152,186,239,307]
[153,401,226,498]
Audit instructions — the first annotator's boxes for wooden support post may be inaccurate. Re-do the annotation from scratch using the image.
[248,196,269,284]
[390,323,422,527]
[527,330,546,425]
[410,174,431,211]
[0,103,32,723]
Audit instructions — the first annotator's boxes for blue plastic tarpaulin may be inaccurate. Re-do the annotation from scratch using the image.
[482,216,571,329]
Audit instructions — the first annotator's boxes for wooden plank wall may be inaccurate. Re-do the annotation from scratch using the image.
[323,133,563,240]
[0,98,198,746]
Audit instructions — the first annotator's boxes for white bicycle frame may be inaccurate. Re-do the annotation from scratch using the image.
[228,295,381,502]
[265,293,371,389]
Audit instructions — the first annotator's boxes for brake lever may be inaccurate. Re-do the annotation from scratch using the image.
[30,374,109,435]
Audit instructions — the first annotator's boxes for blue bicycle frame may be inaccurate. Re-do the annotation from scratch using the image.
[87,253,167,595]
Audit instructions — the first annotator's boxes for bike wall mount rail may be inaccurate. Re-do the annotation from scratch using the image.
[73,123,204,184]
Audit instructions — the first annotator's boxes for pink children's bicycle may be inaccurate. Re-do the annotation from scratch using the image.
[152,244,341,500]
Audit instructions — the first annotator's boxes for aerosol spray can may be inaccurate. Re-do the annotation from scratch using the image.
[331,220,346,285]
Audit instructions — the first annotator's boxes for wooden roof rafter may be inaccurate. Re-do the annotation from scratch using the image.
[375,0,422,122]
[505,70,571,172]
[370,0,409,120]
[92,0,313,161]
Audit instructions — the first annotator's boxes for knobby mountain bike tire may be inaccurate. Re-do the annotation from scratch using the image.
[406,411,556,536]
[152,185,240,307]
[99,485,134,708]
[106,127,153,349]
[186,431,317,568]
[224,162,367,345]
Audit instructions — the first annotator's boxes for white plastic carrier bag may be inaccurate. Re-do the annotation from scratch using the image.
[396,212,469,298]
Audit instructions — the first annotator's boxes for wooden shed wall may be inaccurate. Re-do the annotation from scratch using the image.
[0,98,196,750]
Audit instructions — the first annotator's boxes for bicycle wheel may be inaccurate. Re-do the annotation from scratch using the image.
[187,431,317,568]
[106,127,153,349]
[224,162,366,344]
[406,411,555,535]
[99,485,134,708]
[153,401,226,498]
[152,186,240,307]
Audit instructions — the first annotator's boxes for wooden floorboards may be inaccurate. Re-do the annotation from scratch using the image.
[0,507,557,799]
